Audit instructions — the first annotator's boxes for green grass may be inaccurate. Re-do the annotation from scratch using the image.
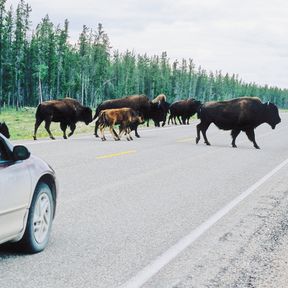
[0,107,95,140]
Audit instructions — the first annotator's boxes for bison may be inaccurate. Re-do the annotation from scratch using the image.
[97,108,144,141]
[196,97,281,149]
[93,94,163,138]
[149,94,170,127]
[33,98,92,140]
[168,98,201,125]
[152,93,167,104]
[0,122,10,138]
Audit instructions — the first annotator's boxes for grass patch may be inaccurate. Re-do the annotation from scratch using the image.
[0,107,95,140]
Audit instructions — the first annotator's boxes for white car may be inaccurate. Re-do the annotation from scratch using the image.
[0,134,57,253]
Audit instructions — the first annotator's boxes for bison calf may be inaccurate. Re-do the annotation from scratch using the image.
[97,108,144,141]
[33,98,92,140]
[196,97,281,149]
[93,94,151,138]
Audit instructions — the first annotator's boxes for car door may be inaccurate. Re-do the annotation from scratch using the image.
[0,140,31,242]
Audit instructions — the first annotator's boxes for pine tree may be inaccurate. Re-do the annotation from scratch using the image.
[0,0,6,111]
[13,0,31,108]
[0,1,288,109]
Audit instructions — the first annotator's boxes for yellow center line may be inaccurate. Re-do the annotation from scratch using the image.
[176,137,195,143]
[96,150,136,159]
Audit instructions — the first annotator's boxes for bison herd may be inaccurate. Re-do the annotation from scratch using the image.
[0,94,282,149]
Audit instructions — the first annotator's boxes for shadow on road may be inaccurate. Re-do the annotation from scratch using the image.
[0,243,26,258]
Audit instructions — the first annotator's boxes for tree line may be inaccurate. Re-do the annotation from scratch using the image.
[1,0,288,110]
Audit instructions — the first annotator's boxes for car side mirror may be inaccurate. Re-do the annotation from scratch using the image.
[13,145,31,161]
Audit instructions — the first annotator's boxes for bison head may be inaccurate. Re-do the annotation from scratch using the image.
[137,113,145,125]
[0,122,10,138]
[265,102,281,129]
[80,107,93,125]
[188,99,201,108]
[132,111,145,125]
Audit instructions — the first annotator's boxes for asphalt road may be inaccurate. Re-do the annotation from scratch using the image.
[1,113,288,288]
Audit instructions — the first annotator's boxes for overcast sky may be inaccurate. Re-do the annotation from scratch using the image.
[6,0,288,89]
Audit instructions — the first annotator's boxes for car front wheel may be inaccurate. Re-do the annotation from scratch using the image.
[20,182,54,253]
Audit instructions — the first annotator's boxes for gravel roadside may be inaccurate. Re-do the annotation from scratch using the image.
[172,166,288,288]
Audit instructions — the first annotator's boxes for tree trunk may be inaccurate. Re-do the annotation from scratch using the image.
[38,72,43,103]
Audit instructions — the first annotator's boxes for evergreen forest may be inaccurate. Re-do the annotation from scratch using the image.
[1,0,288,110]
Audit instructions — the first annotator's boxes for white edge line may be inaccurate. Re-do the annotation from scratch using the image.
[120,157,288,288]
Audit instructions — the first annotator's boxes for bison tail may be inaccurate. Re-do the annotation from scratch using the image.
[92,113,98,121]
[103,113,111,127]
[35,103,43,119]
[93,105,102,121]
[98,111,109,127]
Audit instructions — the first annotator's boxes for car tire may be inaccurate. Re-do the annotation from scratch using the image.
[19,182,54,253]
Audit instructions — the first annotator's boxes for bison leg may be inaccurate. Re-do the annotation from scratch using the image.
[162,115,167,127]
[172,116,176,125]
[130,122,140,138]
[99,125,106,141]
[113,127,120,140]
[169,115,175,125]
[33,118,43,140]
[245,129,260,149]
[124,128,131,141]
[177,116,182,125]
[231,129,241,148]
[119,125,125,139]
[68,123,76,137]
[196,122,211,145]
[168,115,172,125]
[196,123,201,144]
[60,122,68,139]
[154,120,160,127]
[119,126,130,141]
[109,126,120,141]
[134,128,140,138]
[44,120,55,140]
[126,127,133,141]
[94,120,100,137]
[202,125,211,146]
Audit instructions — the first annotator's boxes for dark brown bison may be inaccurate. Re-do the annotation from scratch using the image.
[97,108,144,141]
[149,94,170,127]
[0,122,10,138]
[196,97,281,149]
[33,98,92,140]
[149,101,170,127]
[168,98,202,125]
[93,94,162,137]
